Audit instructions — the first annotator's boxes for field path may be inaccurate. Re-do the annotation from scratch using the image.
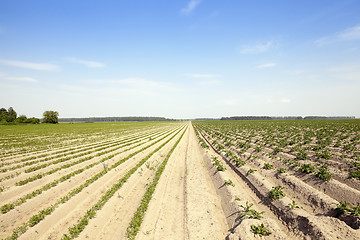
[137,123,228,239]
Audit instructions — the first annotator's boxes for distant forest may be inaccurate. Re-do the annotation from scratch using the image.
[59,117,176,122]
[220,116,356,121]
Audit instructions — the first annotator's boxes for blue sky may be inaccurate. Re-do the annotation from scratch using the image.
[1,0,360,119]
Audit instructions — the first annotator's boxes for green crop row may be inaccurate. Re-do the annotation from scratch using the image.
[3,125,184,240]
[61,127,186,240]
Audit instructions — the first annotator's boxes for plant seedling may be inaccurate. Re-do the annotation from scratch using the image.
[334,201,351,217]
[316,164,332,181]
[239,201,264,219]
[251,223,271,236]
[268,186,286,200]
[300,163,315,174]
[288,193,300,209]
[224,179,235,187]
[263,163,274,170]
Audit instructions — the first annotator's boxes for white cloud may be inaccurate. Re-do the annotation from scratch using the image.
[180,0,202,15]
[338,25,360,41]
[0,59,60,71]
[239,41,274,54]
[0,72,38,83]
[66,57,106,68]
[184,73,219,78]
[256,63,277,69]
[316,24,360,45]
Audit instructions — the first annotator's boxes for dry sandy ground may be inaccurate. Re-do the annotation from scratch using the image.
[137,124,228,240]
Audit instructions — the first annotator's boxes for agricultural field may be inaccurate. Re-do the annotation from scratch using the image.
[193,119,360,239]
[0,120,360,239]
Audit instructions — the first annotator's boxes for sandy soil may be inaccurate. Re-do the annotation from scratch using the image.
[137,124,228,240]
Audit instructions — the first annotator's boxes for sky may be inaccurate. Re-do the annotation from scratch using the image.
[0,0,360,119]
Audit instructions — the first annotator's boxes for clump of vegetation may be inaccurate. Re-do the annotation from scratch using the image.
[349,170,360,180]
[247,168,256,175]
[296,150,307,160]
[334,201,360,217]
[288,193,300,209]
[233,156,246,167]
[212,156,226,172]
[0,107,40,125]
[251,223,271,236]
[315,149,332,160]
[239,201,264,219]
[42,110,59,124]
[254,146,262,152]
[273,147,282,155]
[263,163,274,170]
[268,186,286,200]
[277,168,287,173]
[300,163,315,174]
[316,164,332,181]
[199,139,209,149]
[224,179,235,187]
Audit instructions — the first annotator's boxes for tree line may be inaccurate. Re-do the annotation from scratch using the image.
[58,116,175,123]
[0,107,59,125]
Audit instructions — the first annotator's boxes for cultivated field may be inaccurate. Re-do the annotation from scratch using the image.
[0,120,360,239]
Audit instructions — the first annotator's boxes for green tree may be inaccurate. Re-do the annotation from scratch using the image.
[7,107,17,122]
[15,115,28,123]
[42,111,59,124]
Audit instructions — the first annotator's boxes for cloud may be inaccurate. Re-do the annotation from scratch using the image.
[184,73,219,78]
[315,24,360,45]
[0,59,60,71]
[66,57,106,68]
[180,0,202,15]
[239,41,274,54]
[338,25,360,41]
[256,63,277,69]
[0,72,38,83]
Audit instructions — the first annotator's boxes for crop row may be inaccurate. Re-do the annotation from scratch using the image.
[0,127,175,213]
[3,125,185,240]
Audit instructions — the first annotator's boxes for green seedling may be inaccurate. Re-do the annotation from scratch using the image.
[316,164,332,181]
[239,201,264,219]
[247,168,256,175]
[268,186,286,200]
[263,163,274,170]
[251,223,271,236]
[224,179,235,187]
[288,193,300,209]
[300,163,315,174]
